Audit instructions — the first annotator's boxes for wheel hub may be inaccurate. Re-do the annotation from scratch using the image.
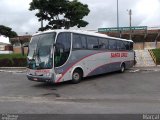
[73,73,80,80]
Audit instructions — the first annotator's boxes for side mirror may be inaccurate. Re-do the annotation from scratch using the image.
[23,45,28,47]
[53,43,56,47]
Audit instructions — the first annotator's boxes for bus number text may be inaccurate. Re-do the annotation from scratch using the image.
[111,53,128,58]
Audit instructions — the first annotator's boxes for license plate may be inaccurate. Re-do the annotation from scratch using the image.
[33,78,38,81]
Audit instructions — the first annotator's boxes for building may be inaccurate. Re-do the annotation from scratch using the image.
[10,35,31,54]
[98,26,160,50]
[0,36,13,54]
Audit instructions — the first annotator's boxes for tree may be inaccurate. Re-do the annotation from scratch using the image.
[0,25,17,38]
[29,0,90,31]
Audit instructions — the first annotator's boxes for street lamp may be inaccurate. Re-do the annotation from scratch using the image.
[117,0,119,29]
[117,0,121,37]
[117,0,122,38]
[127,9,132,40]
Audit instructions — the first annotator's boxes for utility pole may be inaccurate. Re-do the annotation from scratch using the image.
[117,0,121,37]
[41,19,43,30]
[117,0,119,29]
[128,9,132,40]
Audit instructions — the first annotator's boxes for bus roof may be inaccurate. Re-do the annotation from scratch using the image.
[33,29,133,42]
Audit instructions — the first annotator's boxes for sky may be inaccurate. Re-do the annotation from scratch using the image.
[0,0,160,36]
[0,36,10,44]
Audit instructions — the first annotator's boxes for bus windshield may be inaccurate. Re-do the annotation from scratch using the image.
[28,32,56,69]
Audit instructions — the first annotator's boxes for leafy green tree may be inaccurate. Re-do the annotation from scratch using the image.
[29,0,90,31]
[0,25,17,38]
[65,0,90,29]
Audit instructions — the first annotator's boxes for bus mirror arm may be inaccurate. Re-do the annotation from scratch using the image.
[23,45,28,47]
[53,43,56,47]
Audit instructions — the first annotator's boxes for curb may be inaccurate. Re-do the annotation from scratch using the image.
[0,67,26,73]
[0,67,26,69]
[0,70,26,73]
[128,66,160,72]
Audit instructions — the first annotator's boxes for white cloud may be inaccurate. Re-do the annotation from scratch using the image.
[0,0,160,35]
[0,0,39,35]
[134,0,160,26]
[0,36,10,44]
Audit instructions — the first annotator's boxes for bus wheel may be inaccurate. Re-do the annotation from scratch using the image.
[71,69,83,84]
[120,63,125,73]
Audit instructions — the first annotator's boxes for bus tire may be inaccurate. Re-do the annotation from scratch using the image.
[120,63,125,73]
[71,69,83,84]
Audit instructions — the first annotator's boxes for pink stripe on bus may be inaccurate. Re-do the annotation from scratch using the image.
[55,51,104,83]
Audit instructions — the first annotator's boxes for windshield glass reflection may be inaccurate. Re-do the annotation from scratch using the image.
[28,32,56,69]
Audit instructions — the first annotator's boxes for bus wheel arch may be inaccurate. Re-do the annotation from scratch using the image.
[71,67,84,84]
[120,62,125,73]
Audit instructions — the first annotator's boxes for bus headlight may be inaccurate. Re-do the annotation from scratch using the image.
[27,69,31,75]
[45,73,51,77]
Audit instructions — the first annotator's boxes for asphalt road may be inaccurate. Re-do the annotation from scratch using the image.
[0,69,160,114]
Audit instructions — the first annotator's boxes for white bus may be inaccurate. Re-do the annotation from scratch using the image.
[27,30,134,84]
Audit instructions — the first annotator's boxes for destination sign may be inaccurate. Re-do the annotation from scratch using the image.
[98,26,147,32]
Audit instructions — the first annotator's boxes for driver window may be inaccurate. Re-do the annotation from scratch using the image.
[54,32,71,67]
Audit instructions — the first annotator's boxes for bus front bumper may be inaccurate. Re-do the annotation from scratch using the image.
[27,74,55,83]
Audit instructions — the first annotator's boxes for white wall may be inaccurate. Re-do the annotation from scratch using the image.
[0,51,13,54]
[0,36,10,44]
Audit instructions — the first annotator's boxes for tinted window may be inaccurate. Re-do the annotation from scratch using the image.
[123,41,130,50]
[54,32,71,67]
[72,34,87,49]
[99,38,108,49]
[81,35,87,48]
[73,34,82,49]
[117,40,126,50]
[130,42,133,50]
[87,36,99,49]
[109,39,117,50]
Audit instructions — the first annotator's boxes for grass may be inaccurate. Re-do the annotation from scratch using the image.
[152,48,160,64]
[0,54,27,67]
[0,54,27,60]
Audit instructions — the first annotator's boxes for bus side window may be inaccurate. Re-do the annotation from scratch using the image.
[99,38,108,49]
[87,36,99,49]
[54,32,71,67]
[81,35,87,49]
[117,40,126,50]
[73,34,82,49]
[109,39,117,50]
[130,42,133,50]
[124,41,130,50]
